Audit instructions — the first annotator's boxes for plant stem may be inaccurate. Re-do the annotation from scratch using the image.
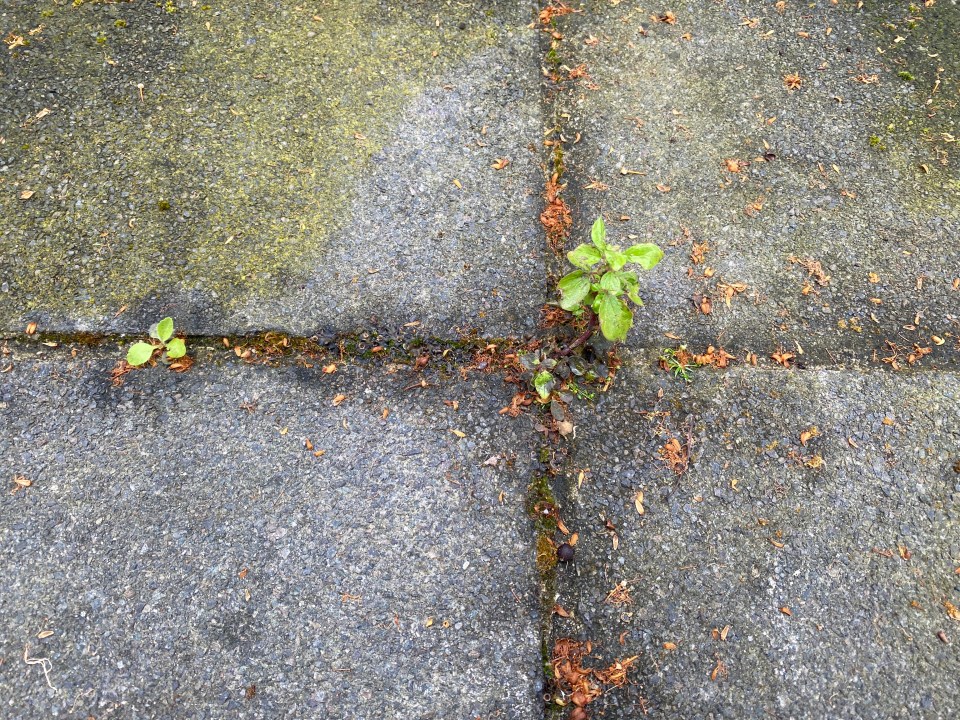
[559,308,597,356]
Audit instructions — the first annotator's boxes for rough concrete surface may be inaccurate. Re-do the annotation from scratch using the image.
[0,345,543,719]
[558,355,960,719]
[557,0,959,365]
[0,1,544,338]
[2,1,959,719]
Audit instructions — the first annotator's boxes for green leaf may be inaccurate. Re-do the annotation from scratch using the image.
[619,271,644,306]
[567,244,602,269]
[558,270,591,311]
[598,271,622,293]
[127,342,155,366]
[605,249,627,271]
[624,243,664,270]
[597,292,633,342]
[151,317,174,342]
[533,370,555,400]
[165,337,186,359]
[591,216,607,250]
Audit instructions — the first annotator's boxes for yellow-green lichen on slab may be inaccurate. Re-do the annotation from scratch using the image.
[2,1,501,319]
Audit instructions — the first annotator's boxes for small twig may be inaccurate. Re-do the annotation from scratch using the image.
[558,308,597,356]
[23,643,55,689]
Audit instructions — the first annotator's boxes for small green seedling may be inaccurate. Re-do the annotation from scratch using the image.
[660,346,696,382]
[127,317,186,366]
[558,216,664,342]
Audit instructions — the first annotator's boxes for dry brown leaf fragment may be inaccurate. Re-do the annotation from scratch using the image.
[25,321,37,335]
[945,602,960,622]
[771,349,795,367]
[717,281,748,307]
[538,1,580,25]
[744,196,764,216]
[634,491,645,515]
[805,454,824,469]
[693,346,735,368]
[710,655,727,681]
[499,392,532,417]
[450,429,466,439]
[725,158,747,173]
[553,604,572,618]
[663,641,677,650]
[4,32,27,49]
[784,73,803,90]
[656,183,672,193]
[789,256,831,286]
[696,294,713,315]
[491,158,511,170]
[169,356,193,373]
[799,426,819,446]
[780,606,793,616]
[659,437,690,475]
[653,11,677,24]
[20,189,35,200]
[690,241,710,264]
[332,394,346,406]
[322,363,337,374]
[605,581,633,606]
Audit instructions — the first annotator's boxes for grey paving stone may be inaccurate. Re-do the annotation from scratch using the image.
[556,354,960,719]
[0,344,543,719]
[554,0,959,365]
[0,1,544,338]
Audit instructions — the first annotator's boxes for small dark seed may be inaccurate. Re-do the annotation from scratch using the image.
[557,543,575,562]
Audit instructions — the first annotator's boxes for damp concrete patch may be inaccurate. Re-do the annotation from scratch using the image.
[555,1,959,366]
[0,1,544,338]
[557,354,960,718]
[0,345,543,719]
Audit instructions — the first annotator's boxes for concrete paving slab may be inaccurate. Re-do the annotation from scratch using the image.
[556,355,960,718]
[555,1,959,365]
[0,344,543,719]
[1,1,544,338]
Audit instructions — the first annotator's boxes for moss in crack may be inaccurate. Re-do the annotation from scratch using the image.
[527,469,561,714]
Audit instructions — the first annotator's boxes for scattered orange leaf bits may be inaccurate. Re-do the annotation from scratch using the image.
[659,437,690,475]
[694,346,735,368]
[541,174,572,250]
[551,639,639,711]
[771,349,795,367]
[538,1,579,26]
